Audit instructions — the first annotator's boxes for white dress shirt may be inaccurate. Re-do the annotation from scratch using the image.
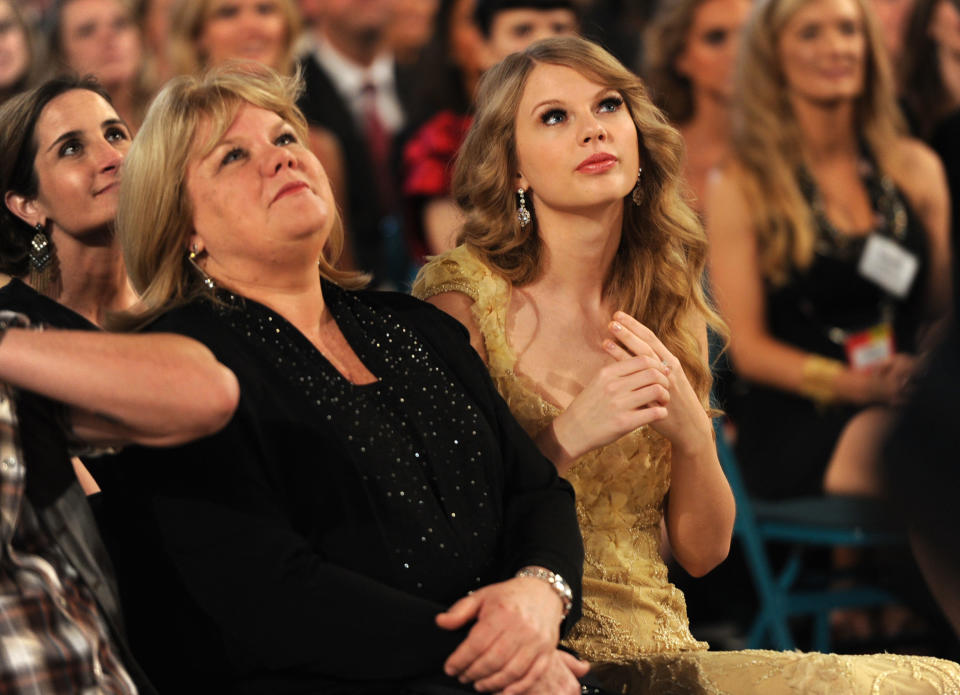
[311,36,405,135]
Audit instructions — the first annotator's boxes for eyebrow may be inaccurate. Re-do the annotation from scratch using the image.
[529,87,618,116]
[45,118,129,153]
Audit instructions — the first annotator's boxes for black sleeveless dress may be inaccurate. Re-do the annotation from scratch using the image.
[729,153,929,500]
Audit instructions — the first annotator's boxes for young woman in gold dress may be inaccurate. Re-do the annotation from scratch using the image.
[414,34,960,694]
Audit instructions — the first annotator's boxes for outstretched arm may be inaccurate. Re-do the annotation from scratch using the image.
[0,328,238,447]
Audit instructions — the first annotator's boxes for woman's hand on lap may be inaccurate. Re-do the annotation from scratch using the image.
[500,649,589,695]
[435,576,565,691]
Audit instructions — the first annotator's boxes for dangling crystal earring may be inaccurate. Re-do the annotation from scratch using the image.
[516,188,531,228]
[29,223,52,271]
[187,244,216,290]
[28,222,56,295]
[631,167,644,207]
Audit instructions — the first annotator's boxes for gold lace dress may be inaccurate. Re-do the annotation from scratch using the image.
[413,245,960,695]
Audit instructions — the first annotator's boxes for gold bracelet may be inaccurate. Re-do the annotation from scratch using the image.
[799,355,845,405]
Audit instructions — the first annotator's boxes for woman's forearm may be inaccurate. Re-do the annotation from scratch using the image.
[0,328,238,446]
[730,332,887,405]
[666,440,735,577]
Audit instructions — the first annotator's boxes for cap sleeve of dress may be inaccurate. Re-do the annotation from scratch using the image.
[413,245,515,377]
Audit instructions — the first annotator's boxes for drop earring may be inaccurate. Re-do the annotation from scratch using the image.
[631,167,643,206]
[187,244,215,290]
[516,188,531,228]
[28,222,56,295]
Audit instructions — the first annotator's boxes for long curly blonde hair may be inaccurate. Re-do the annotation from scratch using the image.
[731,0,904,286]
[453,36,723,402]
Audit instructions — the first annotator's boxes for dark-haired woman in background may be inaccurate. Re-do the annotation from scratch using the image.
[644,0,751,214]
[0,76,136,329]
[0,76,137,494]
[899,0,960,291]
[899,0,960,140]
[402,0,579,258]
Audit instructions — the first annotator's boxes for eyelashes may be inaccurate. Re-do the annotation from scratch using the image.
[218,131,299,168]
[599,96,624,112]
[539,96,624,126]
[541,108,566,125]
[57,126,130,157]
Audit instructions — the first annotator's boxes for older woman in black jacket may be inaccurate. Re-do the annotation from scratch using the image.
[94,61,587,695]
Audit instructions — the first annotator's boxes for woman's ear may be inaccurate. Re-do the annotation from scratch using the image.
[516,171,529,191]
[4,191,43,229]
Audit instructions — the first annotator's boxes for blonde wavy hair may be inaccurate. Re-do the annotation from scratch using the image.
[168,0,301,77]
[732,0,904,286]
[454,36,724,401]
[116,62,363,329]
[643,0,707,124]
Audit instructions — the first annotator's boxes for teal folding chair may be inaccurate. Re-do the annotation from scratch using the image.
[713,418,906,652]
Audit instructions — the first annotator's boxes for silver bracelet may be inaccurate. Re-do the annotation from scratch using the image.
[515,566,573,618]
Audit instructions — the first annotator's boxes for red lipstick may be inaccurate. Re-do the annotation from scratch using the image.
[576,153,617,173]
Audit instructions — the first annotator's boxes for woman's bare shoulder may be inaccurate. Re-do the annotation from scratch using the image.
[888,137,945,185]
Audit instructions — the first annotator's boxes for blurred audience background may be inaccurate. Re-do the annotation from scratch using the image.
[0,1,34,104]
[2,0,957,660]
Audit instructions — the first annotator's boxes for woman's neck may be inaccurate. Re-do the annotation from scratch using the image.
[528,203,622,308]
[683,91,731,144]
[207,260,330,341]
[33,228,137,326]
[791,96,858,163]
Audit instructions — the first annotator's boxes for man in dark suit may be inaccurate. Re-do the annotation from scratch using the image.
[297,0,416,288]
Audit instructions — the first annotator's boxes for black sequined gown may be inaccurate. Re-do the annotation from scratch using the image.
[91,282,583,695]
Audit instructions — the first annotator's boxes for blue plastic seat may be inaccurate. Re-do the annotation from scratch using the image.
[713,418,905,652]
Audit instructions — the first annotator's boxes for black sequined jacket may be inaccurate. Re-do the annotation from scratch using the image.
[92,283,583,695]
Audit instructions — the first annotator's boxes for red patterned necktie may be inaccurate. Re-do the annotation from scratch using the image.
[360,82,395,209]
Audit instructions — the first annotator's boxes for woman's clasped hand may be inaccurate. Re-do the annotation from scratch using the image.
[546,311,711,469]
[437,574,587,694]
[605,312,714,456]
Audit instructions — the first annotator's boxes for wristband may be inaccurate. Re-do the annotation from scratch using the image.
[799,354,844,405]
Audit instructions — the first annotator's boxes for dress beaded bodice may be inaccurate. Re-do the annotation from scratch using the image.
[413,245,706,661]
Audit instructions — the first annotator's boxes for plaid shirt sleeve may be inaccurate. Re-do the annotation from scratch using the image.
[0,382,137,694]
